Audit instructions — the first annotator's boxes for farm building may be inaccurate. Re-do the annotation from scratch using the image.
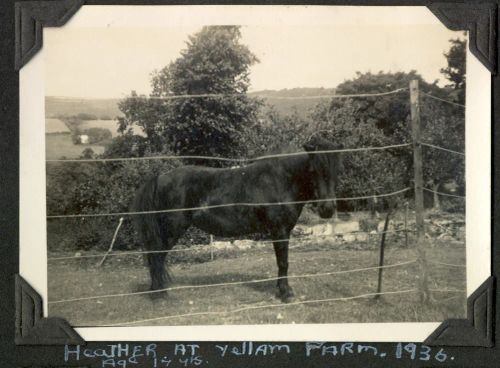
[77,134,89,144]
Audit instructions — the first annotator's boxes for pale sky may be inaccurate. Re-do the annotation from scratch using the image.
[44,6,465,98]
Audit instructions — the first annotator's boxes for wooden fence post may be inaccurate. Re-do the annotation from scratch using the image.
[404,201,409,248]
[210,234,214,261]
[97,217,124,267]
[410,79,430,303]
[375,210,391,299]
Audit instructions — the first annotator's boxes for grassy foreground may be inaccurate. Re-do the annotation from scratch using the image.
[48,238,466,327]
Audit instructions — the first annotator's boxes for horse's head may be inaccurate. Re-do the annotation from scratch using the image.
[303,136,342,219]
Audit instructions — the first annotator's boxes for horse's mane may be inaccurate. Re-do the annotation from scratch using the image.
[251,136,340,164]
[260,142,304,156]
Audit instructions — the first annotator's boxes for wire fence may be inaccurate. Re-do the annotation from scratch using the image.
[48,253,465,307]
[47,228,412,261]
[421,142,465,157]
[428,260,466,268]
[46,142,412,163]
[47,187,411,219]
[45,85,467,322]
[423,187,465,199]
[109,87,409,102]
[48,259,418,304]
[421,92,466,108]
[102,289,419,327]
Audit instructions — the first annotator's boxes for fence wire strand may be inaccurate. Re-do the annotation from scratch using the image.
[428,261,466,268]
[48,259,418,304]
[421,92,466,108]
[423,187,465,199]
[47,228,412,261]
[47,187,411,219]
[105,87,408,102]
[429,288,467,293]
[46,143,411,163]
[420,142,465,157]
[100,288,418,327]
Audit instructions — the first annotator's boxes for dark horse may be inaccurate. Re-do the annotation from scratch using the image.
[132,136,341,302]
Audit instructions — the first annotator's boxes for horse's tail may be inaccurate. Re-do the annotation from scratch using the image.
[132,175,172,288]
[132,175,163,249]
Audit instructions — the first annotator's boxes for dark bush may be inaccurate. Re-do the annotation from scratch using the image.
[84,127,112,144]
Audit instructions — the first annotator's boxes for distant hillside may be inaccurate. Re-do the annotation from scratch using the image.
[45,97,123,119]
[250,87,336,98]
[250,88,336,119]
[45,88,336,120]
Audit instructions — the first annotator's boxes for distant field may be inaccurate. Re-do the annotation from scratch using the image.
[46,118,70,133]
[45,119,144,160]
[79,120,144,137]
[259,97,328,119]
[45,88,334,121]
[45,97,122,119]
[46,133,105,160]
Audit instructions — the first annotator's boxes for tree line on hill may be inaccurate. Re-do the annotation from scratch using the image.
[46,26,465,251]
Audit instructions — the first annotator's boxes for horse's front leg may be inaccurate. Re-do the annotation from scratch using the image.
[273,238,294,302]
[147,252,167,292]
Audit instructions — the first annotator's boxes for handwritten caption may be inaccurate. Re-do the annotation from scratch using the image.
[64,342,453,367]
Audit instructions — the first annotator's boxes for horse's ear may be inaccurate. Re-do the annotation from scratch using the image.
[303,142,316,152]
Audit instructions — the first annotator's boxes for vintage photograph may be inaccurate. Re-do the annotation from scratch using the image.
[42,6,469,330]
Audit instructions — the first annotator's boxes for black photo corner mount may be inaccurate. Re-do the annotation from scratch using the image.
[13,0,496,349]
[424,276,495,347]
[15,274,85,345]
[428,2,497,73]
[14,0,84,70]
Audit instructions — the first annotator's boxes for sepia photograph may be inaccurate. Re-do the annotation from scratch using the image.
[17,5,491,340]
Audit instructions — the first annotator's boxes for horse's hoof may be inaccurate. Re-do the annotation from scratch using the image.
[280,294,295,303]
[149,290,168,300]
[276,289,295,303]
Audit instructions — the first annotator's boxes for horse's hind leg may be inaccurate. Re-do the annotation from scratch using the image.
[147,232,181,295]
[273,238,294,303]
[147,222,187,298]
[147,251,168,294]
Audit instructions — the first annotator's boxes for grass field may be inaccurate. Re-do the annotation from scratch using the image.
[78,120,144,137]
[46,133,106,160]
[48,237,466,327]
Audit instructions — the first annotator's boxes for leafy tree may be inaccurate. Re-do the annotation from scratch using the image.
[118,26,262,162]
[421,37,466,210]
[331,71,449,139]
[241,106,311,157]
[46,153,180,251]
[440,38,466,104]
[310,100,408,211]
[83,127,112,144]
[81,147,95,159]
[421,106,464,210]
[310,54,465,211]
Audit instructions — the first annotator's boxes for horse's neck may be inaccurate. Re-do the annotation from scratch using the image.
[280,155,315,200]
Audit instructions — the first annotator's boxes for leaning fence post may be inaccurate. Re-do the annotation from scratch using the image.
[97,217,124,267]
[375,210,391,299]
[410,79,430,303]
[210,234,214,261]
[404,201,409,248]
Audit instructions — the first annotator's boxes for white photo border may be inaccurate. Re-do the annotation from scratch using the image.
[19,5,491,342]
